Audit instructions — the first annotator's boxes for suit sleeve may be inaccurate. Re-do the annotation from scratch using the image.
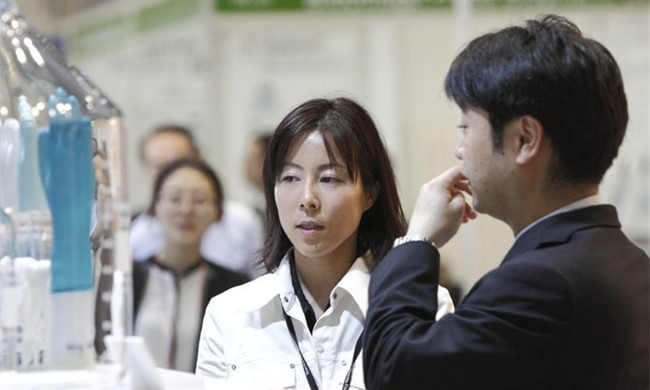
[363,242,574,390]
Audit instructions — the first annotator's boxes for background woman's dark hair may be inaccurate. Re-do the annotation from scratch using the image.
[259,97,407,272]
[148,157,224,221]
[444,14,627,185]
[139,124,201,162]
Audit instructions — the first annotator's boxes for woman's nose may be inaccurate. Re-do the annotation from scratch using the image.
[299,183,320,211]
[178,198,194,213]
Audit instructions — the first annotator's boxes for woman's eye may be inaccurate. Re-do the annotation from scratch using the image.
[321,176,340,184]
[281,175,297,183]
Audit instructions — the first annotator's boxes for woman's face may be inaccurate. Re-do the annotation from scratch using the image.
[155,167,218,246]
[274,131,375,264]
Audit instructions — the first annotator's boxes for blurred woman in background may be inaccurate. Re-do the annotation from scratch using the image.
[133,158,249,372]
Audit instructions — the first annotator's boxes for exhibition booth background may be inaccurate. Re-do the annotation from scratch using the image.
[19,0,649,296]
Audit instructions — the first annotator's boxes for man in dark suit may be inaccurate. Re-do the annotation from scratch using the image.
[363,14,649,390]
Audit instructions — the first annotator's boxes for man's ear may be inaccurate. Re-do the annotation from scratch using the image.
[514,115,544,165]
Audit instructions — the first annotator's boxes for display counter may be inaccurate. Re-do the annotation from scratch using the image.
[0,365,204,390]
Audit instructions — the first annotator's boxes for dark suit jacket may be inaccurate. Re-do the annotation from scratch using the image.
[363,205,649,390]
[133,258,249,368]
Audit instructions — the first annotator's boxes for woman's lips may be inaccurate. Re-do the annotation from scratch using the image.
[298,224,322,229]
[297,223,324,236]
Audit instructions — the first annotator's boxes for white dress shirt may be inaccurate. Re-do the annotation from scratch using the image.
[196,253,454,389]
[130,200,265,278]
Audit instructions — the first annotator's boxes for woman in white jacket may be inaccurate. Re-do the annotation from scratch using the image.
[196,97,454,389]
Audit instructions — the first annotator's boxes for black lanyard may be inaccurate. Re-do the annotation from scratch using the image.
[282,305,363,390]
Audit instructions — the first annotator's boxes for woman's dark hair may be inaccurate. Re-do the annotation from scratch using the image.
[148,157,224,221]
[444,14,627,185]
[260,97,407,272]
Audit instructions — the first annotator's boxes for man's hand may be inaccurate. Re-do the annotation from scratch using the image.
[407,166,477,248]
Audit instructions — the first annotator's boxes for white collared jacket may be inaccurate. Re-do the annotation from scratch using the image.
[196,254,454,389]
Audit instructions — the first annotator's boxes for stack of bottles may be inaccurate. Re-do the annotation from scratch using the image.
[0,0,132,372]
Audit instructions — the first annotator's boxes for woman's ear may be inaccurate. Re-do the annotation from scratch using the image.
[514,115,545,165]
[364,183,379,211]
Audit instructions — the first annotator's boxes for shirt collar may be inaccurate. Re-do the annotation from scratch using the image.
[515,194,602,241]
[284,251,371,316]
[290,253,372,327]
[330,255,371,316]
[237,251,371,317]
[151,255,205,278]
[289,252,318,332]
[226,255,294,312]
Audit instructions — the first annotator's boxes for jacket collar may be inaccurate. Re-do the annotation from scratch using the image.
[502,204,620,264]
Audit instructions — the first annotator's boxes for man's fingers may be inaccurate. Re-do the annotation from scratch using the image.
[440,165,464,185]
[463,202,477,223]
[454,179,471,195]
[440,166,472,196]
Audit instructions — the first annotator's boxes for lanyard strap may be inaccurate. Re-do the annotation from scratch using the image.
[283,308,319,390]
[342,333,363,390]
[282,306,363,390]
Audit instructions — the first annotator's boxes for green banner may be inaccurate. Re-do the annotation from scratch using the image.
[215,0,647,12]
[215,0,451,11]
[72,0,201,56]
[138,0,200,33]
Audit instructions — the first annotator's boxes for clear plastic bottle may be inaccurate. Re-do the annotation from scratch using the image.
[0,0,132,370]
[0,208,17,371]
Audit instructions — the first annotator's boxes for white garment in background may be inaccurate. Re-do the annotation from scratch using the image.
[195,254,455,389]
[134,263,206,372]
[129,200,264,278]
